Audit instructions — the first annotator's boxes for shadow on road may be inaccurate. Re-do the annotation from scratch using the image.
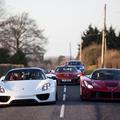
[0,102,60,108]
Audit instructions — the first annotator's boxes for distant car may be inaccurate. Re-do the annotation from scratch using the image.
[55,66,81,84]
[67,60,85,73]
[0,67,57,105]
[80,68,120,100]
[41,68,56,80]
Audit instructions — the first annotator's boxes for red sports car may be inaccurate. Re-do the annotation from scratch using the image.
[80,68,120,100]
[55,66,81,84]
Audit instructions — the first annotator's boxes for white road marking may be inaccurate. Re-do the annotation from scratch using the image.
[60,104,65,118]
[59,85,67,118]
[64,87,66,93]
[63,93,66,101]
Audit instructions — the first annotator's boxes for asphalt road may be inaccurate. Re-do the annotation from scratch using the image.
[1,85,120,120]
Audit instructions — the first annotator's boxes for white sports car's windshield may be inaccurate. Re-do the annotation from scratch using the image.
[5,69,46,81]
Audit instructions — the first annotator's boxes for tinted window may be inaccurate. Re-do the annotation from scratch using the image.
[55,67,77,72]
[68,61,82,65]
[91,70,120,80]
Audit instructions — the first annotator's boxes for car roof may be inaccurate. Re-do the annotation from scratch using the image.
[56,65,77,69]
[93,68,120,73]
[8,67,43,72]
[95,68,120,71]
[68,60,81,62]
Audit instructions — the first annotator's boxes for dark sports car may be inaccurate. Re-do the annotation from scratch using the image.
[80,68,120,100]
[55,66,81,84]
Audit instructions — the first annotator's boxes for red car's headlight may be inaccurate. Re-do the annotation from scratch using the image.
[84,81,93,89]
[0,86,5,93]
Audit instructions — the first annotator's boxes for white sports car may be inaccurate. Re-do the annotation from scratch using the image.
[0,67,57,105]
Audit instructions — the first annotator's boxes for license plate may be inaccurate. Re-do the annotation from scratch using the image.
[62,79,71,82]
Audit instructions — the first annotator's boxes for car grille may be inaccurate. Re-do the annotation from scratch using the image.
[113,92,120,98]
[36,93,49,100]
[96,92,111,98]
[91,91,120,99]
[0,96,10,102]
[11,99,37,104]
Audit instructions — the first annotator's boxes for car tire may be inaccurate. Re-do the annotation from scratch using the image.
[80,95,86,101]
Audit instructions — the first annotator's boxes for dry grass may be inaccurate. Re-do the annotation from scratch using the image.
[82,43,101,69]
[105,50,120,68]
[82,44,120,70]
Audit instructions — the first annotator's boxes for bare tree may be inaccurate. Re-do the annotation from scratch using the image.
[57,55,66,65]
[0,13,47,62]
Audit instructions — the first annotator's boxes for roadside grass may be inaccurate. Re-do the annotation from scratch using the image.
[84,69,94,75]
[82,44,120,72]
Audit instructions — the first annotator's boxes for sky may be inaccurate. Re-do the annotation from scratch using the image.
[5,0,120,58]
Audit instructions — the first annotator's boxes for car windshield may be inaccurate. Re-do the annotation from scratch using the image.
[55,67,77,73]
[41,68,49,74]
[5,69,46,81]
[68,61,82,66]
[91,69,120,80]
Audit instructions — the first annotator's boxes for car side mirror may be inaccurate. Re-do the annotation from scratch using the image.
[47,76,56,80]
[86,74,91,78]
[0,76,5,82]
[51,76,57,80]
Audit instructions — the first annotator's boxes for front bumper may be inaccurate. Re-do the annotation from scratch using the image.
[0,90,56,105]
[81,87,120,100]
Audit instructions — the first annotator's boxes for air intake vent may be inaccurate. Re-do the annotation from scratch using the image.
[36,93,49,100]
[0,96,10,102]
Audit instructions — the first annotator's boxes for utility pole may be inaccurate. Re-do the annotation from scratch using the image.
[101,4,107,68]
[80,36,82,61]
[69,42,72,60]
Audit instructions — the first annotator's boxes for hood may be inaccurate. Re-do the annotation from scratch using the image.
[2,79,50,95]
[56,72,78,79]
[92,80,120,90]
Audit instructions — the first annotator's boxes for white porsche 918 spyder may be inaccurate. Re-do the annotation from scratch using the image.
[0,67,57,105]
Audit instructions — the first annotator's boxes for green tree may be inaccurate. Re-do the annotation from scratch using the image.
[0,48,10,63]
[82,25,120,50]
[82,25,101,49]
[10,50,27,66]
[107,26,120,50]
[117,32,120,50]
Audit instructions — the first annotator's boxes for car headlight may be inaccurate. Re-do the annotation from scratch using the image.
[82,66,84,69]
[0,86,5,93]
[42,83,51,91]
[84,81,93,89]
[77,74,80,77]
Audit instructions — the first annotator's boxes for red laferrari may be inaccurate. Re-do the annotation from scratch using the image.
[55,66,81,84]
[80,68,120,100]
